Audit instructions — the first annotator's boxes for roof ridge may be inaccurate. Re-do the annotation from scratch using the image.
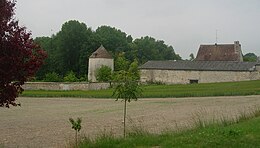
[89,45,113,59]
[140,60,257,71]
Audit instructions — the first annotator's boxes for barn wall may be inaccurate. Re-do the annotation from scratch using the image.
[140,69,260,84]
[256,65,260,71]
[88,58,114,82]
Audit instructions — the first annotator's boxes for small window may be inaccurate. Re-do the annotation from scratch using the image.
[190,79,198,84]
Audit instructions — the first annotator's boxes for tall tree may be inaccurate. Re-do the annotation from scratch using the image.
[0,0,47,107]
[133,36,181,64]
[95,26,131,54]
[34,22,183,80]
[34,37,53,79]
[55,20,96,76]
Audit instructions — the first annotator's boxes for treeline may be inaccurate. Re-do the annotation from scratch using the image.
[34,20,181,81]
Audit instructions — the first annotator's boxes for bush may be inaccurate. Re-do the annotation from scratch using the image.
[43,72,62,82]
[79,74,87,82]
[96,66,112,82]
[64,71,79,82]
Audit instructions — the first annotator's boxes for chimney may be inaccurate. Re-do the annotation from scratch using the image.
[234,41,243,62]
[234,41,239,45]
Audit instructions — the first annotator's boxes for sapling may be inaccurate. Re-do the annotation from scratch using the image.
[69,117,82,146]
[113,70,142,138]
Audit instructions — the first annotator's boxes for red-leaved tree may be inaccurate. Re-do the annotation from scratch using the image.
[0,0,47,107]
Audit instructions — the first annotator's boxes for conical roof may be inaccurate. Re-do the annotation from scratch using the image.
[89,45,112,58]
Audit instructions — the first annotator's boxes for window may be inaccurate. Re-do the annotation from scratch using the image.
[190,79,198,84]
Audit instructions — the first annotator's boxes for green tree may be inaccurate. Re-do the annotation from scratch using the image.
[35,22,99,79]
[189,53,195,61]
[34,37,53,79]
[96,65,112,82]
[34,22,183,80]
[113,70,142,138]
[95,26,130,54]
[243,53,257,62]
[55,20,96,76]
[128,59,140,80]
[114,53,130,71]
[69,117,82,147]
[133,36,181,64]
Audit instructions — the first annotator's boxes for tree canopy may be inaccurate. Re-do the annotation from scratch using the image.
[34,20,182,80]
[0,0,47,107]
[243,53,258,62]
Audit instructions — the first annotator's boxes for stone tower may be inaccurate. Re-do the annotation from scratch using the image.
[88,45,114,82]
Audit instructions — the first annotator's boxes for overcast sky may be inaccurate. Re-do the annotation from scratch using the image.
[16,0,260,59]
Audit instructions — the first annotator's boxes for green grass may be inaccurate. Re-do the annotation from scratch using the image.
[21,89,114,98]
[21,80,260,98]
[78,108,260,148]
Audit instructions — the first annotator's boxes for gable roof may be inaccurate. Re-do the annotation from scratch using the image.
[89,45,112,59]
[196,42,242,61]
[139,60,258,72]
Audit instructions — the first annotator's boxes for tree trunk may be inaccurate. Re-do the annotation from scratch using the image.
[124,99,127,138]
[75,131,78,147]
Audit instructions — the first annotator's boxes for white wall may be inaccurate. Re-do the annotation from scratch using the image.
[88,58,114,82]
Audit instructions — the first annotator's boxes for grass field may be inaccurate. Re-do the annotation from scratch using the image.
[78,108,260,148]
[22,80,260,98]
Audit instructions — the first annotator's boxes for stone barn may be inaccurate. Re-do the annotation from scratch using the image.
[88,45,114,82]
[140,41,260,84]
[196,41,243,62]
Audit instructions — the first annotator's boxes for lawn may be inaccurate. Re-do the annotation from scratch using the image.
[21,80,260,98]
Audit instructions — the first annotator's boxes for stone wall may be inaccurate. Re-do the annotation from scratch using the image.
[23,82,110,90]
[140,69,260,84]
[256,64,260,71]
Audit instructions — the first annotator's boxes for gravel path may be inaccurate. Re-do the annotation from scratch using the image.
[0,96,260,148]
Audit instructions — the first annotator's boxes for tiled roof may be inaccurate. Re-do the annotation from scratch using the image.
[139,60,258,71]
[196,43,241,61]
[89,45,112,58]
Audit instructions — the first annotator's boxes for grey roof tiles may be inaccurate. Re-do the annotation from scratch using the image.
[89,45,112,59]
[139,60,258,71]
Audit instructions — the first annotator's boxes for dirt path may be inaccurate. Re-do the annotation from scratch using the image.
[0,96,260,148]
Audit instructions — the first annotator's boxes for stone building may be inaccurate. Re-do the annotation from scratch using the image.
[196,41,243,62]
[139,41,260,84]
[88,45,114,82]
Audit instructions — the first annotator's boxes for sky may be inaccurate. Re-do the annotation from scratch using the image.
[15,0,260,59]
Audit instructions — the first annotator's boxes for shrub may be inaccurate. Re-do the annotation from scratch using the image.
[64,71,79,82]
[69,117,82,147]
[96,66,112,82]
[43,72,62,82]
[78,75,87,82]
